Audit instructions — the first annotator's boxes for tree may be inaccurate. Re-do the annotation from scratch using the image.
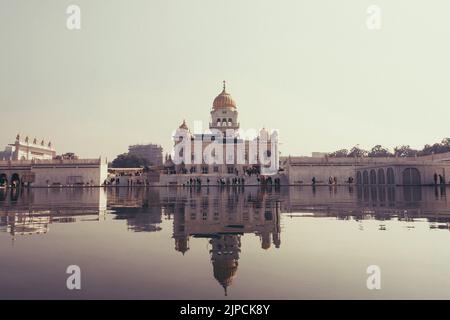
[54,152,78,160]
[327,137,450,159]
[348,146,368,158]
[368,145,393,157]
[328,149,349,158]
[111,153,150,168]
[393,145,418,157]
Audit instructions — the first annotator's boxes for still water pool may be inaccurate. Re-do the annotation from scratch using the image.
[1,186,450,299]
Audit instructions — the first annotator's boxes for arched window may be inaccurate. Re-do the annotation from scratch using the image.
[216,119,221,127]
[11,173,20,187]
[222,119,227,127]
[356,171,362,184]
[228,118,232,126]
[378,186,386,202]
[402,168,421,185]
[363,170,369,184]
[370,170,377,184]
[377,168,385,185]
[387,167,395,185]
[387,186,396,203]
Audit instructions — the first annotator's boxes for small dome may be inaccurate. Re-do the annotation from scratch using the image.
[175,238,189,255]
[179,120,188,130]
[213,81,236,109]
[164,155,175,168]
[213,259,238,296]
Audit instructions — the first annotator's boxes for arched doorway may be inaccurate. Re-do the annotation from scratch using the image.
[377,168,385,185]
[403,186,422,202]
[0,188,6,201]
[370,170,377,185]
[356,171,362,184]
[370,186,377,201]
[0,173,8,187]
[402,168,421,185]
[387,186,396,205]
[378,186,386,202]
[11,173,21,188]
[387,168,395,185]
[363,170,369,185]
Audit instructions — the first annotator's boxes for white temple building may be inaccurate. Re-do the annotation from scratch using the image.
[161,82,280,186]
[8,134,56,160]
[0,135,107,188]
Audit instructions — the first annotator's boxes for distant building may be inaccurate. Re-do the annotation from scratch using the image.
[311,152,327,158]
[0,146,13,160]
[282,151,450,186]
[128,144,163,166]
[0,135,107,187]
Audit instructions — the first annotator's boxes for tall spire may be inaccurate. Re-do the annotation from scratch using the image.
[222,80,226,92]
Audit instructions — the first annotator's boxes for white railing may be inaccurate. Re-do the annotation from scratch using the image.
[0,158,102,167]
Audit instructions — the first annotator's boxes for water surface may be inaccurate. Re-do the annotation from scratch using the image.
[1,186,450,299]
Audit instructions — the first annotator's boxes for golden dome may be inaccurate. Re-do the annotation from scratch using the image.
[213,81,236,109]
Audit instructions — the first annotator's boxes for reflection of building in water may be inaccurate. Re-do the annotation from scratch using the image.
[0,188,107,238]
[1,214,50,236]
[173,205,189,254]
[108,188,162,232]
[167,187,282,294]
[169,188,282,249]
[210,235,240,296]
[113,206,162,233]
[282,185,450,223]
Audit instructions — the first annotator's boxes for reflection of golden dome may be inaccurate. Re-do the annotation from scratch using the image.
[164,155,175,168]
[213,259,238,296]
[213,81,236,109]
[175,238,189,255]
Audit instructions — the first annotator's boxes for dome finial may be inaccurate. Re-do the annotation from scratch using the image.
[223,80,226,92]
[179,119,188,130]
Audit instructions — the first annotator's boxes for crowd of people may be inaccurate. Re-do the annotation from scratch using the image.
[311,176,354,185]
[183,177,247,186]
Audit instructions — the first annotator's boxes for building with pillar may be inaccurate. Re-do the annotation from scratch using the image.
[0,135,107,188]
[9,134,56,160]
[161,82,280,186]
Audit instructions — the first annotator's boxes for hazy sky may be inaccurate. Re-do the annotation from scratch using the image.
[1,0,450,160]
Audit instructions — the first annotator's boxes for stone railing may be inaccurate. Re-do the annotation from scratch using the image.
[0,158,103,167]
[281,156,437,166]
